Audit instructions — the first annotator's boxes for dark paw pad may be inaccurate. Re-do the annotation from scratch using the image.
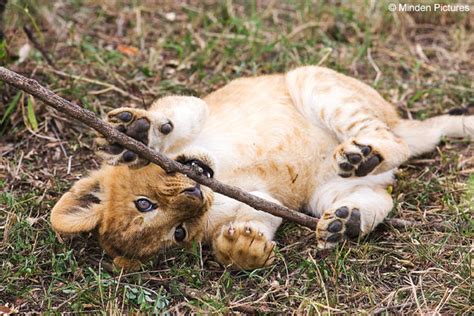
[107,143,124,155]
[338,142,383,178]
[335,206,349,218]
[354,155,382,177]
[125,118,150,144]
[327,220,343,233]
[318,206,362,246]
[326,233,343,243]
[116,111,133,122]
[97,110,153,166]
[108,111,150,145]
[360,145,371,157]
[344,208,361,238]
[346,153,362,164]
[122,151,137,162]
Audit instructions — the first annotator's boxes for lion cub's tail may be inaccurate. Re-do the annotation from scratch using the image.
[393,109,474,157]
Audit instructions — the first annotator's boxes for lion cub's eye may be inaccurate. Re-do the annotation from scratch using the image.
[174,225,186,242]
[134,198,156,212]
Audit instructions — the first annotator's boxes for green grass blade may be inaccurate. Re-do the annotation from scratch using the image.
[1,91,22,124]
[27,95,38,130]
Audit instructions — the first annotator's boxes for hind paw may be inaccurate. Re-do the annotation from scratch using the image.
[213,222,276,270]
[334,140,383,177]
[316,206,362,249]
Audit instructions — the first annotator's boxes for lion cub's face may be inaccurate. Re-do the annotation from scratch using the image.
[51,164,213,261]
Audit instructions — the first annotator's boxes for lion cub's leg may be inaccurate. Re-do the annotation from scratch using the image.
[310,175,394,248]
[96,96,208,167]
[286,66,410,177]
[212,192,282,270]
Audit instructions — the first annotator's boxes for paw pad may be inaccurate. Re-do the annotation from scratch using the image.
[159,122,173,135]
[346,153,362,164]
[317,206,362,248]
[354,155,381,177]
[337,142,383,178]
[327,219,342,233]
[326,233,342,243]
[116,111,132,122]
[96,108,153,167]
[335,206,349,218]
[122,151,137,162]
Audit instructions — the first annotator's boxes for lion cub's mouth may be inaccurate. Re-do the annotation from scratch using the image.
[179,158,214,179]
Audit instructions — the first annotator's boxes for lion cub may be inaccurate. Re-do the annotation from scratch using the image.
[51,66,473,270]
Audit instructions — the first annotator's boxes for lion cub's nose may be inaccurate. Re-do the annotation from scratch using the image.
[182,184,203,200]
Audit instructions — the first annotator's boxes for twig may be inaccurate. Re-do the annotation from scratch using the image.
[23,25,56,69]
[0,67,451,233]
[367,48,382,85]
[286,21,320,40]
[381,218,449,232]
[46,68,143,102]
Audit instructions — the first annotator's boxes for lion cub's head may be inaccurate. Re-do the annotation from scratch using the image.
[51,160,214,262]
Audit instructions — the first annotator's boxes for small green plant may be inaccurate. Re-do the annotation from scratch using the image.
[124,285,170,313]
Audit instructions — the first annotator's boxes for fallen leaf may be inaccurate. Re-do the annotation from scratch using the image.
[0,305,18,315]
[117,44,139,57]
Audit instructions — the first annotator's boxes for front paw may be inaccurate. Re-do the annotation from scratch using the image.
[334,139,383,177]
[95,108,156,168]
[316,206,362,249]
[213,222,276,270]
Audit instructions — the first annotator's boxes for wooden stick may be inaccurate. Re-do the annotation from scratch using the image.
[0,66,448,232]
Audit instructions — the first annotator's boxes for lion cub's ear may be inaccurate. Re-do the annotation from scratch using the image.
[51,171,104,234]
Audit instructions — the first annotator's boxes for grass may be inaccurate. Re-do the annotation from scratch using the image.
[1,0,473,313]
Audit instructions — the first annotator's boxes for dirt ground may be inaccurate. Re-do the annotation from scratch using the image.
[0,1,473,314]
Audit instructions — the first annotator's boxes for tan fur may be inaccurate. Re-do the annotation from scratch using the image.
[51,66,473,270]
